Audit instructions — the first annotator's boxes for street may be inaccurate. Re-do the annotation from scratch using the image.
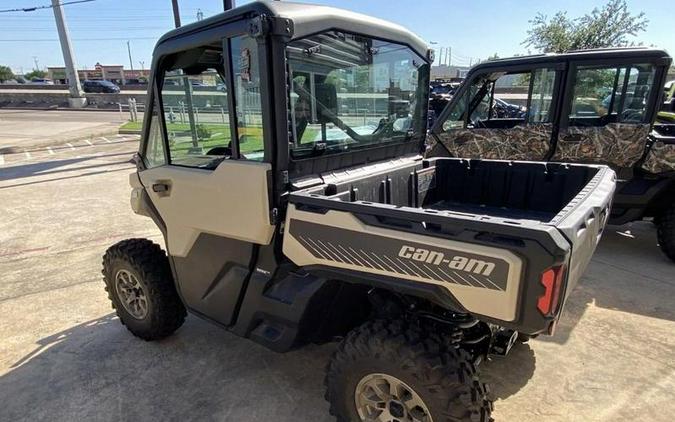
[0,133,673,421]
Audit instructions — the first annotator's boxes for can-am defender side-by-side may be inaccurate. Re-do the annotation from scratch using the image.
[426,49,675,263]
[102,2,616,421]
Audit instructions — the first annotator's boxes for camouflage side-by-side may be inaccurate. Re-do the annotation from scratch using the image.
[552,123,651,167]
[642,141,675,173]
[427,124,552,160]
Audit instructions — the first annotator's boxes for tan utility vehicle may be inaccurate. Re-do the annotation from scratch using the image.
[103,2,615,421]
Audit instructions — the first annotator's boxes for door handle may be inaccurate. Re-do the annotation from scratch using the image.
[152,183,169,192]
[562,133,584,143]
[152,182,171,196]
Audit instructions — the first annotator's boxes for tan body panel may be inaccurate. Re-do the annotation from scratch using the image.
[138,160,274,257]
[283,206,523,322]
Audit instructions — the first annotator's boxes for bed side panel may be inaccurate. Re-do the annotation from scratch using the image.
[283,206,523,321]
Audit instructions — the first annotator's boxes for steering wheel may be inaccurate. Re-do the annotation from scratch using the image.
[206,146,231,156]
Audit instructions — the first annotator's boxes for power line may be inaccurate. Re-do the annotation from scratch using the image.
[0,0,94,13]
[0,15,174,20]
[0,27,170,31]
[0,37,159,42]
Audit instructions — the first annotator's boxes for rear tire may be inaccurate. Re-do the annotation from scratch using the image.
[325,319,493,422]
[656,204,675,263]
[102,238,186,340]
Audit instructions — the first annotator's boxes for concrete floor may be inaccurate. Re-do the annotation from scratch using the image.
[0,137,673,421]
[0,109,125,152]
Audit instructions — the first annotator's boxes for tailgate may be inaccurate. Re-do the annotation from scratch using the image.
[549,166,616,296]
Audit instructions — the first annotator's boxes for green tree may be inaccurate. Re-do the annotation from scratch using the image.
[0,65,15,82]
[523,0,648,53]
[24,69,47,80]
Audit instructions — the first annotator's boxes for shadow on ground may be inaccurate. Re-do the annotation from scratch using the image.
[0,315,335,422]
[0,152,134,183]
[541,221,675,345]
[1,223,671,421]
[482,342,536,401]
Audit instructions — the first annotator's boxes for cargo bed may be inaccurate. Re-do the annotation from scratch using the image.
[283,156,616,334]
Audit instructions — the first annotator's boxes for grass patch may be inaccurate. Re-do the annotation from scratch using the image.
[120,121,142,131]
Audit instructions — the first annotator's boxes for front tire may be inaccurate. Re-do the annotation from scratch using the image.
[102,238,186,340]
[325,320,493,422]
[656,203,675,263]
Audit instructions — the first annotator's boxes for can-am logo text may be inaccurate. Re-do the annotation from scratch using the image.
[398,245,495,277]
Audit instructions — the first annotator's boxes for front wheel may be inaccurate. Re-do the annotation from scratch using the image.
[102,238,186,340]
[325,320,493,422]
[656,203,675,263]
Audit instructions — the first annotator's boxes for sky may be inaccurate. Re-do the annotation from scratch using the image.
[1,0,672,75]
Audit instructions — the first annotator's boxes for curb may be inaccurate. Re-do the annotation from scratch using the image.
[0,106,128,113]
[118,129,142,135]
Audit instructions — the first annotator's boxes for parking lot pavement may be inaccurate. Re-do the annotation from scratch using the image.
[0,139,674,421]
[0,109,125,152]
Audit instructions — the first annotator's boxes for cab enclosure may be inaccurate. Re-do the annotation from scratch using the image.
[428,49,675,250]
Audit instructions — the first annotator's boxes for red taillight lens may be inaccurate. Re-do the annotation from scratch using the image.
[537,265,566,316]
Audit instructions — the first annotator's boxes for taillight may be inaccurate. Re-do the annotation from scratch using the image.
[537,265,566,316]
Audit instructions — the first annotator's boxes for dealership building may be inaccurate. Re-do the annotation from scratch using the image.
[47,63,148,85]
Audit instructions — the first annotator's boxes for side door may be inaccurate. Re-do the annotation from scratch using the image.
[429,65,559,161]
[137,31,273,326]
[554,62,658,168]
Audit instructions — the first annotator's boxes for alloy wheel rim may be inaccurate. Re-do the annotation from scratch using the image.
[114,269,148,320]
[354,373,432,422]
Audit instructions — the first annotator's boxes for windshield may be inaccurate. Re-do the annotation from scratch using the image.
[286,31,428,159]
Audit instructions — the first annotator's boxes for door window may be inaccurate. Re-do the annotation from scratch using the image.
[161,65,231,168]
[441,68,555,131]
[143,112,166,168]
[530,68,556,123]
[230,35,265,161]
[568,64,655,126]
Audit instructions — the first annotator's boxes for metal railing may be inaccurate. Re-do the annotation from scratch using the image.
[118,98,145,122]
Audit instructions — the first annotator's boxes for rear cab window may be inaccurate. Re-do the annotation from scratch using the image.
[286,31,429,160]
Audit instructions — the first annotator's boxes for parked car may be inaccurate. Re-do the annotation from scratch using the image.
[492,97,527,119]
[29,78,53,85]
[82,80,120,93]
[125,78,148,85]
[429,48,675,262]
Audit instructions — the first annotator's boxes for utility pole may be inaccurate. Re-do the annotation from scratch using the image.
[127,41,134,72]
[51,0,85,107]
[170,0,199,146]
[196,8,203,21]
[32,56,40,71]
[171,0,181,28]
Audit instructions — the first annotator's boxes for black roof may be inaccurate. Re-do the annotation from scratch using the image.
[469,47,671,72]
[156,0,429,59]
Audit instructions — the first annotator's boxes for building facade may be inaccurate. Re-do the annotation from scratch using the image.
[47,63,149,85]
